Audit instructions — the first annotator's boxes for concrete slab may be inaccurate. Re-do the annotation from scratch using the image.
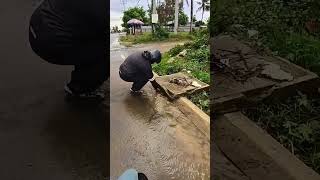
[175,97,210,140]
[174,97,249,179]
[212,143,250,180]
[212,35,320,113]
[213,112,320,180]
[155,72,209,98]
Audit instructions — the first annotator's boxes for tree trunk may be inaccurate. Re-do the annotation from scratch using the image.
[201,9,204,22]
[174,0,179,34]
[190,0,193,33]
[151,0,154,34]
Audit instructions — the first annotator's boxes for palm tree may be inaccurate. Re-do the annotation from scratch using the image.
[190,0,193,33]
[197,0,210,22]
[181,0,193,33]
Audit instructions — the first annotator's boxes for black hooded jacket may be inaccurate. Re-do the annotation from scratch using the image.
[119,52,154,80]
[30,0,107,47]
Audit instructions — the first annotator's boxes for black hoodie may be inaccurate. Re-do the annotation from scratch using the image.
[30,0,107,46]
[119,52,154,80]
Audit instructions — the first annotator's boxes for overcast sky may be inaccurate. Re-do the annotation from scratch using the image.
[110,0,210,28]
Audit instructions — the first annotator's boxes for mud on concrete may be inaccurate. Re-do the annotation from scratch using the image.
[110,85,210,179]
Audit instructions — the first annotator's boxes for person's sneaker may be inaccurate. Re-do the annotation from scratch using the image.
[64,85,106,100]
[130,88,143,95]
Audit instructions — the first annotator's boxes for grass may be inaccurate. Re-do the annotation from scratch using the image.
[211,0,320,76]
[153,51,210,115]
[213,0,320,173]
[153,29,210,114]
[188,92,210,115]
[222,25,320,173]
[153,51,210,84]
[119,32,194,45]
[263,31,320,75]
[243,92,320,173]
[224,26,320,76]
[220,15,320,170]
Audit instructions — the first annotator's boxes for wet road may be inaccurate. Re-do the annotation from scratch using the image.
[0,1,107,179]
[110,34,210,179]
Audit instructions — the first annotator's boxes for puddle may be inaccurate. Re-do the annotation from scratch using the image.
[110,88,210,179]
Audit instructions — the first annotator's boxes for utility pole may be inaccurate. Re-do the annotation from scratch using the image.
[189,0,193,33]
[152,0,156,13]
[151,0,157,34]
[174,0,179,34]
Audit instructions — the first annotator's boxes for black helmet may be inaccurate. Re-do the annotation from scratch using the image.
[150,50,162,64]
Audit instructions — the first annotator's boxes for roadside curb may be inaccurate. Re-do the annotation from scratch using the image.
[153,72,210,140]
[214,111,320,180]
[175,97,210,140]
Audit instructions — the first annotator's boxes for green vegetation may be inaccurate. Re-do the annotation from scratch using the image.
[153,25,170,40]
[264,32,320,75]
[188,92,210,114]
[212,0,320,75]
[195,20,205,27]
[119,31,194,45]
[153,29,209,83]
[122,7,149,28]
[178,10,189,26]
[243,93,320,173]
[154,0,188,26]
[212,0,320,171]
[153,29,210,114]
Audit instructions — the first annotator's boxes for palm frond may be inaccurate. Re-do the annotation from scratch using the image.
[185,0,189,6]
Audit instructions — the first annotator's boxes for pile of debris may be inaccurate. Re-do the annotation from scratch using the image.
[169,77,203,88]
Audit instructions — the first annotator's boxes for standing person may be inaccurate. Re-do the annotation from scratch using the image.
[119,50,162,94]
[29,0,108,100]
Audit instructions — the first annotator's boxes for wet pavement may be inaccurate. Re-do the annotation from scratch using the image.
[110,34,210,179]
[0,1,107,179]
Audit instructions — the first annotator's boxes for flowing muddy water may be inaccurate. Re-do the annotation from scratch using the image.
[110,34,210,179]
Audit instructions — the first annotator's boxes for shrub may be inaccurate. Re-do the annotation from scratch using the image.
[243,92,320,173]
[168,45,185,57]
[188,92,210,114]
[195,21,205,27]
[153,25,169,40]
[186,47,210,63]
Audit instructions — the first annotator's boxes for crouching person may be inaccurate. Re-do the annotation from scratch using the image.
[119,50,162,94]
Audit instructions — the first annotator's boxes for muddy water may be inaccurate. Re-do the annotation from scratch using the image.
[110,34,210,179]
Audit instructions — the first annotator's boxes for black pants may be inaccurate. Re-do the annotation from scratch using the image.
[119,71,148,91]
[29,8,108,94]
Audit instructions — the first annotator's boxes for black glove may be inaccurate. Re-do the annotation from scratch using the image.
[150,80,160,90]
